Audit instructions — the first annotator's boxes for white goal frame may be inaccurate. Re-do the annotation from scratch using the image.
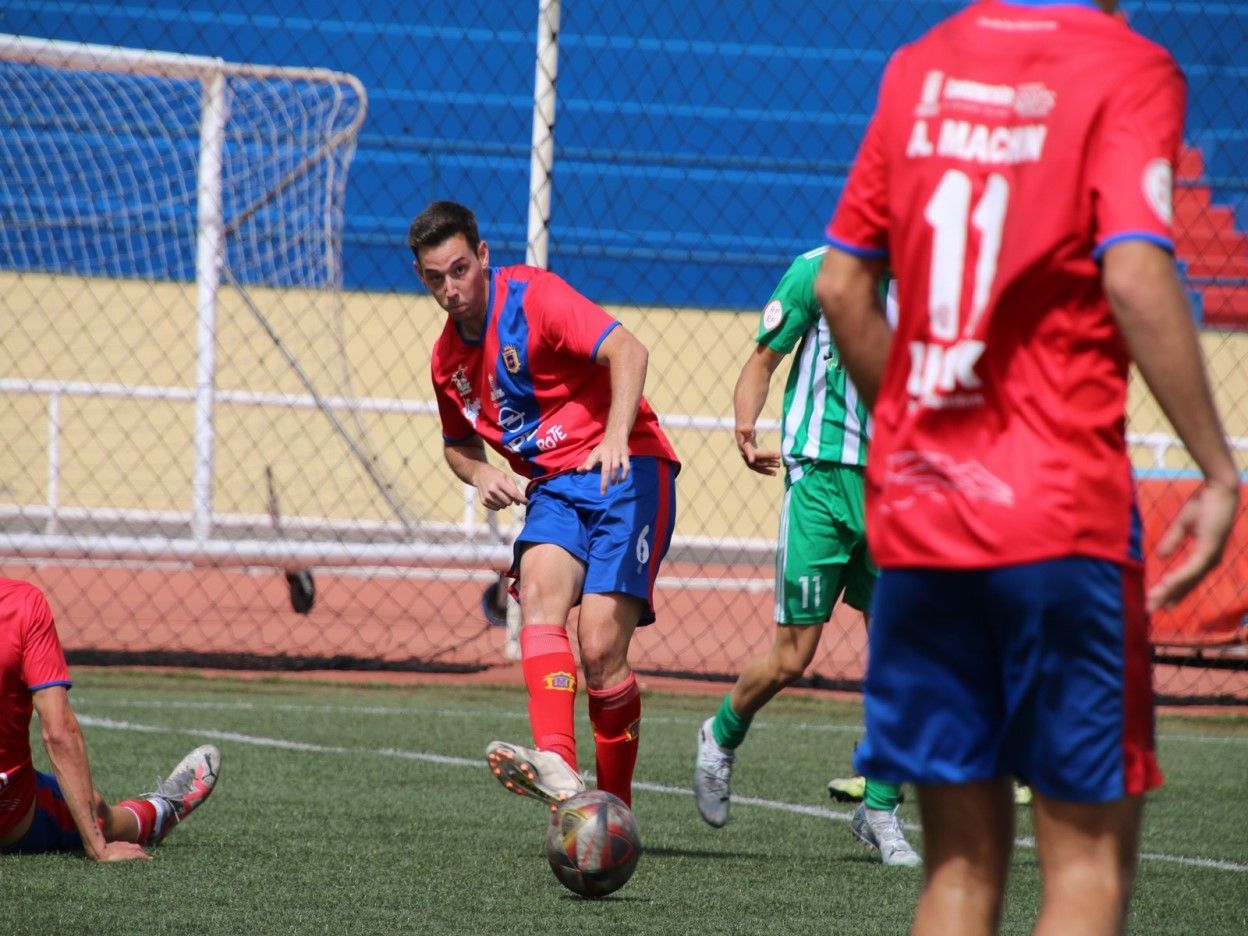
[0,35,516,569]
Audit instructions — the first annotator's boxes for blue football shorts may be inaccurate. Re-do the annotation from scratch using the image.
[513,456,677,626]
[0,771,82,854]
[854,557,1163,802]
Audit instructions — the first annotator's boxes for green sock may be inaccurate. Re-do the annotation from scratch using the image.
[864,778,902,811]
[711,694,752,749]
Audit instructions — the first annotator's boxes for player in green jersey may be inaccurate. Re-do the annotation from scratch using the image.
[692,247,920,867]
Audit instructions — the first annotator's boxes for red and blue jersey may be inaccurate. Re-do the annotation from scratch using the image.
[826,0,1185,569]
[431,264,679,481]
[0,579,72,838]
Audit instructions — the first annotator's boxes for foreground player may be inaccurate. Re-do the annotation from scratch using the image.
[818,1,1239,933]
[0,578,220,859]
[409,201,679,811]
[691,248,918,866]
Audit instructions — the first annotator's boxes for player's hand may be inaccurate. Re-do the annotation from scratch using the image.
[89,840,151,862]
[735,427,781,476]
[578,433,631,494]
[474,466,527,510]
[1147,480,1240,612]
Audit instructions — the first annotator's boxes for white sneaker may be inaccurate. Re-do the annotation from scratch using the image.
[850,804,922,867]
[485,740,584,808]
[693,717,734,827]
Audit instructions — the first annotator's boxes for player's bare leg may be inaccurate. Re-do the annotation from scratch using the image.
[1031,793,1144,936]
[578,592,643,807]
[486,544,586,807]
[730,623,823,718]
[692,623,822,826]
[911,779,1014,936]
[95,793,140,841]
[577,593,641,690]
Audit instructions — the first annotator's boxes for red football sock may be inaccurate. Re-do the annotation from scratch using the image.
[586,673,641,808]
[520,623,578,772]
[116,798,158,843]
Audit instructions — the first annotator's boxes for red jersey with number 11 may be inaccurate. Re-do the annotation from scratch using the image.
[826,0,1185,569]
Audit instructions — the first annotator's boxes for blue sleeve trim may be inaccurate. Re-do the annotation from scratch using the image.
[1092,231,1174,260]
[1001,0,1097,9]
[1001,0,1098,8]
[442,432,477,445]
[591,320,622,360]
[29,679,72,692]
[824,235,889,261]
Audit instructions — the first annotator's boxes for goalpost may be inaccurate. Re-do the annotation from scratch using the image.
[0,34,511,573]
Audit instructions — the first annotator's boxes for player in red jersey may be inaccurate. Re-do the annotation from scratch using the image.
[817,2,1240,934]
[0,578,220,859]
[409,201,679,811]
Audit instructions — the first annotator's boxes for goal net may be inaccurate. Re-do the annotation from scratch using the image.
[0,35,499,575]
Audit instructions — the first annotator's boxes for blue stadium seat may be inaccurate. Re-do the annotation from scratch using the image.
[3,0,1242,309]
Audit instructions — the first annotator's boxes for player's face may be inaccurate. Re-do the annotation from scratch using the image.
[415,234,490,334]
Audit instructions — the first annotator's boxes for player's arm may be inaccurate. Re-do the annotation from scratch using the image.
[733,344,785,476]
[1101,240,1240,610]
[443,436,526,510]
[815,249,890,409]
[32,686,148,861]
[580,325,649,493]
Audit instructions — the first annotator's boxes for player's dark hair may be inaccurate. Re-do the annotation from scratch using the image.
[408,201,480,257]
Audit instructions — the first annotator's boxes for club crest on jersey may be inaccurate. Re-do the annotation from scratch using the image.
[502,345,522,374]
[543,671,577,692]
[761,299,784,331]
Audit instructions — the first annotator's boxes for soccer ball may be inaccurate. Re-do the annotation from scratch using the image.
[544,790,641,898]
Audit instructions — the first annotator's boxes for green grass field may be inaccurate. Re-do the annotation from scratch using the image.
[2,669,1245,935]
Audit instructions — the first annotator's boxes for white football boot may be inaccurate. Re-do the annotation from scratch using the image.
[693,717,734,827]
[850,804,922,867]
[485,740,584,808]
[146,744,221,846]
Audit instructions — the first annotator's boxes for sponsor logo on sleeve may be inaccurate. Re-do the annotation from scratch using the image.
[1142,158,1173,226]
[761,299,784,331]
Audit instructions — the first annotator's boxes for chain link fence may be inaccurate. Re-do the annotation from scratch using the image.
[1,2,1245,701]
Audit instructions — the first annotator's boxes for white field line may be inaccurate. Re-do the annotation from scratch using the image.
[73,696,1248,745]
[75,713,1248,873]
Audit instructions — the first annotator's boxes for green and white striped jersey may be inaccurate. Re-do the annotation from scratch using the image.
[757,246,872,469]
